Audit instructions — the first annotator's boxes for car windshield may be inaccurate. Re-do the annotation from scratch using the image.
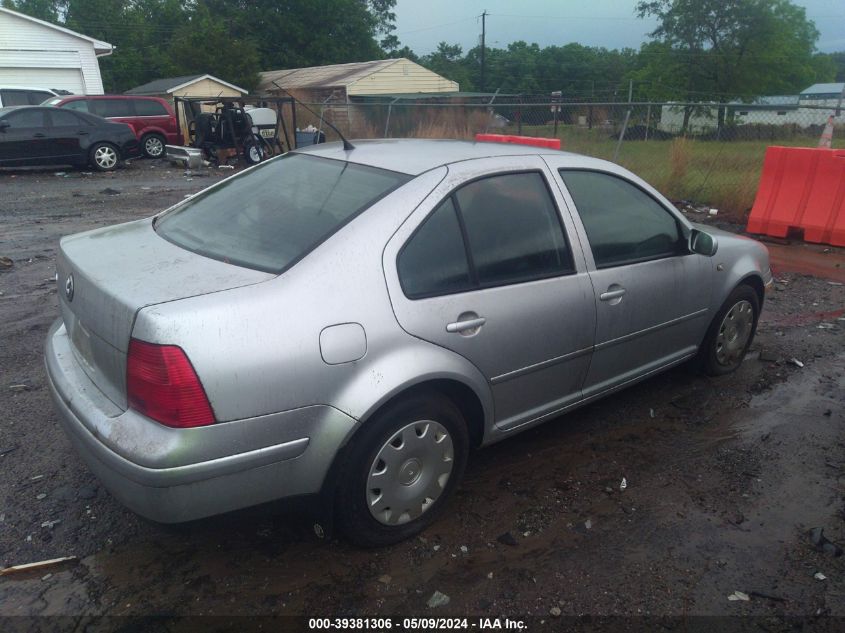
[155,153,410,274]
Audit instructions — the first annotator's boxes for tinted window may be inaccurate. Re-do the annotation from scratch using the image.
[27,90,53,105]
[50,110,85,127]
[134,99,168,116]
[156,154,410,274]
[4,109,46,127]
[560,170,682,268]
[90,99,132,117]
[63,99,90,113]
[398,198,473,298]
[1,90,29,106]
[456,173,572,286]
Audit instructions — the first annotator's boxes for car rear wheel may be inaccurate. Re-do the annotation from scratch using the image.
[141,133,166,159]
[335,393,469,547]
[90,142,119,172]
[699,284,760,376]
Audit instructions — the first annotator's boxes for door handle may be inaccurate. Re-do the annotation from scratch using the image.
[446,316,486,334]
[600,288,626,301]
[33,133,45,138]
[77,131,89,135]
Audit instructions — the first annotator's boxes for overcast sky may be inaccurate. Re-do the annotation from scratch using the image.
[393,0,845,56]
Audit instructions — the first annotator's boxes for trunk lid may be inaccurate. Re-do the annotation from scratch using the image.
[57,218,274,409]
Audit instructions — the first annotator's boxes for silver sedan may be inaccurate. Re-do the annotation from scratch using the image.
[45,139,772,546]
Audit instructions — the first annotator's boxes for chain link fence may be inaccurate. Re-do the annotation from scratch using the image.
[289,97,843,219]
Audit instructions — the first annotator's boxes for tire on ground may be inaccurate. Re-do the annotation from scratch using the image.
[334,392,469,547]
[698,283,760,376]
[89,142,120,172]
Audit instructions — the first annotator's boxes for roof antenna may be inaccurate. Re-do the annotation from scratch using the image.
[272,81,356,151]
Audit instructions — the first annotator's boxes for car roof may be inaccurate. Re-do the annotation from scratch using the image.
[58,94,160,100]
[294,138,611,175]
[0,86,57,92]
[0,105,52,114]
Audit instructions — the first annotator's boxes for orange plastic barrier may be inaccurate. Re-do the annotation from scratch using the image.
[475,133,561,150]
[747,146,845,247]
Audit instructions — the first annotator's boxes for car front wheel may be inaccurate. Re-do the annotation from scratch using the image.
[699,284,760,375]
[90,142,119,171]
[335,393,469,547]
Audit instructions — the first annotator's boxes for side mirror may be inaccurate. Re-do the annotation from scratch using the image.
[690,228,718,256]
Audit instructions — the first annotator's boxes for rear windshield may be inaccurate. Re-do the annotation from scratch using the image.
[155,153,410,274]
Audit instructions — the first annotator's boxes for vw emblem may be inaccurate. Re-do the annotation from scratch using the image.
[65,274,75,302]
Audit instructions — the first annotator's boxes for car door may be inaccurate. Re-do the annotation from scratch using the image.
[0,109,50,164]
[383,157,596,432]
[550,166,712,397]
[46,109,89,159]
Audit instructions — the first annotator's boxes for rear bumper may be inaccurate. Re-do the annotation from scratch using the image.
[121,138,142,159]
[45,319,356,522]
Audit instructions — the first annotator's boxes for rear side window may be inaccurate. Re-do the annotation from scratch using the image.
[49,110,86,127]
[455,173,572,286]
[90,99,132,117]
[156,154,410,274]
[560,170,682,268]
[398,172,574,299]
[398,198,473,298]
[1,90,29,106]
[134,99,168,116]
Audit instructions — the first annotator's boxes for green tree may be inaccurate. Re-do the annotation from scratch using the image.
[636,0,825,125]
[419,42,473,91]
[814,52,845,82]
[168,1,260,91]
[2,0,59,21]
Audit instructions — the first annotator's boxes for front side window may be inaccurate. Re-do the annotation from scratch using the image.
[4,109,46,127]
[398,171,574,299]
[63,99,90,113]
[559,170,683,268]
[156,154,410,274]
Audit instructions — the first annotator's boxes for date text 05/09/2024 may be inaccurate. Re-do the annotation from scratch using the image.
[308,617,528,630]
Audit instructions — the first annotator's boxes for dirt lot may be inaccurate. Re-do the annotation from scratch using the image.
[1,160,843,630]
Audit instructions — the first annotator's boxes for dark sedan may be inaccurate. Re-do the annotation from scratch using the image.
[0,106,141,172]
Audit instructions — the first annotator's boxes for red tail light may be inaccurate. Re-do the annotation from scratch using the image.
[127,339,215,428]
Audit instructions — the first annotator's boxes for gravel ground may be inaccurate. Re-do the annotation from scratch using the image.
[0,160,843,628]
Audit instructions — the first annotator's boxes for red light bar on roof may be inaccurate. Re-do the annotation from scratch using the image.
[475,134,561,150]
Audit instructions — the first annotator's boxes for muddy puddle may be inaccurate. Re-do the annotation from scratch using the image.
[3,354,842,620]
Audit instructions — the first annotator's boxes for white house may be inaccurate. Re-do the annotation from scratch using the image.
[0,7,113,94]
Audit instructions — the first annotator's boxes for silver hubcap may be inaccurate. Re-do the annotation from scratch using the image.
[94,146,117,169]
[145,136,164,156]
[716,300,754,366]
[248,146,261,162]
[367,420,454,526]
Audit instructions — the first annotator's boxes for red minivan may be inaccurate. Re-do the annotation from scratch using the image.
[43,95,180,159]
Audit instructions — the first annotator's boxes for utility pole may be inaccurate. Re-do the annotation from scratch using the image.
[480,10,487,92]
